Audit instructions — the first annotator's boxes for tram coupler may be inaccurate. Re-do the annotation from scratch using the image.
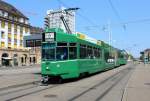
[41,76,49,86]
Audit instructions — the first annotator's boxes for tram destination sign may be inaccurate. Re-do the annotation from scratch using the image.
[44,32,56,42]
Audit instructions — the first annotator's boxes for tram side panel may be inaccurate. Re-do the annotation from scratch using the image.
[41,60,80,79]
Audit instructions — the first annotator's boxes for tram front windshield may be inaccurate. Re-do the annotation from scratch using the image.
[42,43,55,61]
[42,43,69,61]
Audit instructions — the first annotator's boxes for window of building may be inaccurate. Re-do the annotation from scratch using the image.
[23,18,25,23]
[1,31,5,38]
[1,21,5,28]
[14,24,17,33]
[20,26,23,33]
[8,33,11,38]
[25,27,28,33]
[8,22,11,28]
[8,43,11,48]
[20,34,23,40]
[8,15,13,20]
[8,37,11,43]
[14,39,17,44]
[17,17,19,22]
[26,40,34,47]
[14,43,17,48]
[0,10,2,16]
[35,40,41,46]
[14,34,17,39]
[4,12,8,18]
[19,18,24,23]
[20,40,23,45]
[8,22,11,33]
[1,42,5,48]
[14,16,17,21]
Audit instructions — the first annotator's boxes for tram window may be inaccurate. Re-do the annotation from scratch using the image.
[42,43,55,49]
[42,48,55,60]
[80,47,87,59]
[56,47,68,60]
[94,48,98,58]
[69,47,77,59]
[120,54,124,58]
[57,42,67,46]
[97,49,101,58]
[87,46,93,59]
[69,43,76,46]
[104,52,110,62]
[80,44,86,48]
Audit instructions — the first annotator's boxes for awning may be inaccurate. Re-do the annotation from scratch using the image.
[2,57,12,60]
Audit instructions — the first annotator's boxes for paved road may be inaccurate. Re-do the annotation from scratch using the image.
[0,63,149,101]
[122,63,150,101]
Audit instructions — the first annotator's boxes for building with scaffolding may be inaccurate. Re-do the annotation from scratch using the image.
[45,7,76,33]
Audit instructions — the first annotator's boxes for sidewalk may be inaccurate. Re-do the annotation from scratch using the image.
[0,64,40,70]
[0,64,41,75]
[122,63,150,101]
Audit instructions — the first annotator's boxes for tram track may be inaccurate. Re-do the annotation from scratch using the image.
[0,80,40,92]
[0,82,39,97]
[0,80,60,101]
[95,67,133,101]
[0,63,135,101]
[68,65,135,101]
[6,84,59,101]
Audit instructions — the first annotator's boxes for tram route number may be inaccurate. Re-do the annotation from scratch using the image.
[45,32,55,42]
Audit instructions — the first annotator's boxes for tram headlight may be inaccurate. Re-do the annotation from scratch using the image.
[57,64,60,68]
[46,67,49,70]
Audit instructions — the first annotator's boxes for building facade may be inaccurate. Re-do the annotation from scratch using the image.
[141,49,150,63]
[45,7,75,33]
[0,0,30,66]
[24,32,43,65]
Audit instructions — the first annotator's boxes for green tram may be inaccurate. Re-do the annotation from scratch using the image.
[41,28,127,83]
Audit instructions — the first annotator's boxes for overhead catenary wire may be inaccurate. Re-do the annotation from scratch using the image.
[107,0,122,22]
[56,0,150,32]
[56,0,122,32]
[57,0,98,27]
[78,18,150,30]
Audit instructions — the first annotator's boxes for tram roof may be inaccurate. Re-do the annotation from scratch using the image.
[45,28,118,49]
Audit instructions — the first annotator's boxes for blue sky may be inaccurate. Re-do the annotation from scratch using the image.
[5,0,150,57]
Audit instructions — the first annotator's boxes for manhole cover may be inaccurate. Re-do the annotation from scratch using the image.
[44,94,57,98]
[144,83,150,85]
[89,87,97,90]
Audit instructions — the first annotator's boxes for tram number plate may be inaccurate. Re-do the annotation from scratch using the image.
[45,32,55,42]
